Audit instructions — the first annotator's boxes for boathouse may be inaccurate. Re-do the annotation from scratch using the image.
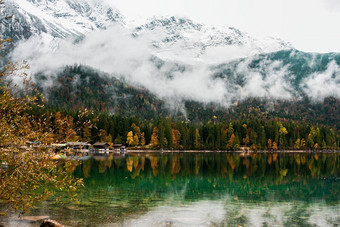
[113,144,123,149]
[93,142,110,150]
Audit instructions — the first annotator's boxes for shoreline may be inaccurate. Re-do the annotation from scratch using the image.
[53,149,340,160]
[126,149,340,154]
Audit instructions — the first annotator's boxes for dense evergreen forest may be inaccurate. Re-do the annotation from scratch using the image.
[29,107,340,151]
[35,65,340,129]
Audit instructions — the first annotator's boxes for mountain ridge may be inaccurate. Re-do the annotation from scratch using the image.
[135,16,292,56]
[2,0,292,56]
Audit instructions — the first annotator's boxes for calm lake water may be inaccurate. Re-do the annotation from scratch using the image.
[3,152,340,226]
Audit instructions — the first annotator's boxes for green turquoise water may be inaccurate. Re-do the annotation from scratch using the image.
[4,152,340,226]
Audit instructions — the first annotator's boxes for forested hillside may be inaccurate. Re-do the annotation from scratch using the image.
[35,65,340,129]
[35,65,169,119]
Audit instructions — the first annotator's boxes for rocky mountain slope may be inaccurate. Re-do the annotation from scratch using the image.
[2,0,290,56]
[2,0,124,41]
[134,16,292,60]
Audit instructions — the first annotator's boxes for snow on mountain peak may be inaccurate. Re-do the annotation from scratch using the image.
[132,16,292,63]
[2,0,293,66]
[2,0,124,42]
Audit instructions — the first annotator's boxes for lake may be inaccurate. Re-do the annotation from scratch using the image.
[2,152,340,226]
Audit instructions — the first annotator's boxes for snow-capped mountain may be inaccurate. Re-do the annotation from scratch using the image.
[2,0,124,43]
[2,0,291,58]
[135,16,292,58]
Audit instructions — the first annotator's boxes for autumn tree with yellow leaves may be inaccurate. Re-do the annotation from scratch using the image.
[172,128,181,149]
[150,127,159,149]
[0,19,83,215]
[131,123,145,147]
[126,131,134,146]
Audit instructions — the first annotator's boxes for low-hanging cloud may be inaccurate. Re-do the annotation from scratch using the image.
[302,60,340,100]
[230,58,294,100]
[11,25,150,76]
[10,23,340,109]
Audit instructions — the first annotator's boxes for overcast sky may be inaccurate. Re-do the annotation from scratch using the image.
[113,0,340,53]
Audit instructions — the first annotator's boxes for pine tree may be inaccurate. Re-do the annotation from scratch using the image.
[140,132,146,147]
[233,134,240,150]
[295,138,300,149]
[150,127,159,149]
[279,124,288,148]
[114,134,122,144]
[226,134,236,150]
[194,128,201,150]
[172,128,181,149]
[267,139,272,150]
[99,129,108,142]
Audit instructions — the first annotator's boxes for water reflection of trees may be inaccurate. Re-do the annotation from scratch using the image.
[73,153,340,203]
